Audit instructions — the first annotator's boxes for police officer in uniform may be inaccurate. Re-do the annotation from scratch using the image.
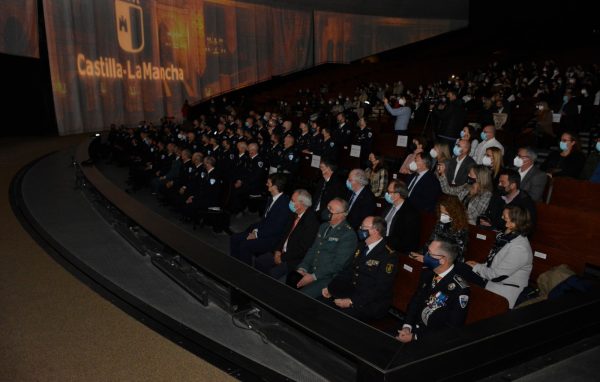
[319,127,338,162]
[397,239,470,343]
[321,216,398,321]
[279,135,300,177]
[354,117,373,169]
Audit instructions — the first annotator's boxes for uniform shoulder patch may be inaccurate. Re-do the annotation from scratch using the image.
[385,245,396,255]
[453,274,469,289]
[385,263,394,274]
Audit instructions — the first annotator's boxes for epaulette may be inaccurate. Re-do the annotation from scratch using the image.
[453,274,469,289]
[385,245,397,256]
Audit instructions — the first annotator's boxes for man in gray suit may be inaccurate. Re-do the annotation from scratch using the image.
[287,198,357,298]
[514,147,548,203]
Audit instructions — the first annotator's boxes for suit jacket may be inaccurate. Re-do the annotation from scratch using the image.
[472,235,532,308]
[328,240,398,320]
[297,221,357,297]
[312,172,347,213]
[346,187,377,230]
[407,170,442,213]
[484,190,537,231]
[278,209,320,270]
[251,193,292,243]
[405,267,470,341]
[382,200,420,253]
[444,155,476,186]
[520,165,548,202]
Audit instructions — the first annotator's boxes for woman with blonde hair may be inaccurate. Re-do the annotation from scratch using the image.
[429,141,451,172]
[436,164,493,225]
[483,146,504,183]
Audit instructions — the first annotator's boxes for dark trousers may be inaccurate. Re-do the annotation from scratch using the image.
[229,230,276,265]
[254,252,289,280]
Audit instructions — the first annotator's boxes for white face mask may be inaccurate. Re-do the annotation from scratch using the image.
[482,156,493,167]
[399,98,406,106]
[429,148,438,158]
[408,161,418,172]
[440,213,452,224]
[513,156,524,168]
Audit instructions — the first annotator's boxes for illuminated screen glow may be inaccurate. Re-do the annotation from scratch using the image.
[42,0,467,135]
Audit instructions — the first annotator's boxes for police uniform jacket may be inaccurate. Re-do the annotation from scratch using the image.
[405,266,470,341]
[279,146,300,174]
[328,240,398,319]
[297,221,358,298]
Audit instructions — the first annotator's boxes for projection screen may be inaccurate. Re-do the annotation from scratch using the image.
[43,0,467,135]
[0,0,39,58]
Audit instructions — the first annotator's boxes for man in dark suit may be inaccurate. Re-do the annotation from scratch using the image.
[481,169,537,231]
[254,189,320,279]
[230,173,291,265]
[312,158,346,217]
[382,180,420,254]
[444,138,476,186]
[407,152,441,213]
[397,240,470,343]
[515,147,548,203]
[345,168,376,230]
[320,216,398,321]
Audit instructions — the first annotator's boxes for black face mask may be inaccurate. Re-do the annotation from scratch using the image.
[408,142,417,152]
[466,177,476,185]
[497,185,509,196]
[321,209,332,222]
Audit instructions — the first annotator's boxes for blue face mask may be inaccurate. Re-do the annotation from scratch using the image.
[460,130,465,138]
[453,145,462,156]
[423,252,441,270]
[563,95,569,103]
[358,229,369,241]
[346,179,353,191]
[596,142,600,152]
[480,131,488,141]
[384,192,394,204]
[288,201,297,213]
[559,141,568,152]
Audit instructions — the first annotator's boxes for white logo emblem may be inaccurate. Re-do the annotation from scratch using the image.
[115,0,144,53]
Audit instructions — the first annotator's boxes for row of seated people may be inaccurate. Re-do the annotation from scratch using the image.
[227,167,543,342]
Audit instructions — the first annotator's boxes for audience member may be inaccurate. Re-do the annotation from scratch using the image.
[443,139,476,186]
[406,152,441,213]
[312,158,346,216]
[287,198,357,297]
[437,164,493,225]
[542,132,586,178]
[399,136,426,174]
[382,180,420,253]
[365,153,388,197]
[466,205,533,309]
[321,216,398,320]
[473,125,505,164]
[230,174,291,265]
[513,147,547,202]
[254,189,320,279]
[383,96,411,134]
[345,169,377,230]
[397,240,470,343]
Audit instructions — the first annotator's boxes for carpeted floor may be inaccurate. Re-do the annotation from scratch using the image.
[0,136,234,382]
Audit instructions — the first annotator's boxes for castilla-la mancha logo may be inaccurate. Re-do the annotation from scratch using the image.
[115,0,144,53]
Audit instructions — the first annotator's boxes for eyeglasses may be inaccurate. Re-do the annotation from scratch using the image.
[360,225,373,230]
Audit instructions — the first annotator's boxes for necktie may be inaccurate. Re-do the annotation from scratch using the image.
[348,193,357,210]
[385,205,396,235]
[408,174,418,195]
[323,225,332,237]
[431,274,442,289]
[283,215,300,252]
